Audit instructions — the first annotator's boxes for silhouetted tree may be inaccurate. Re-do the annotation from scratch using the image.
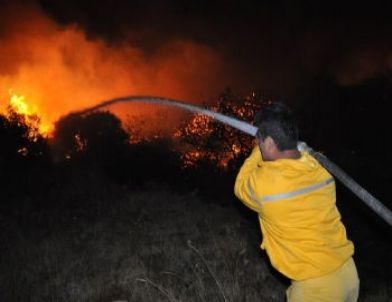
[51,111,130,182]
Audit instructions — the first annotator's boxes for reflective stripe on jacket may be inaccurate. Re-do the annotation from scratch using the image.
[234,146,354,281]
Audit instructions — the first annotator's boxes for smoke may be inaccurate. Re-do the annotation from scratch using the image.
[334,47,392,85]
[2,0,392,134]
[0,3,230,133]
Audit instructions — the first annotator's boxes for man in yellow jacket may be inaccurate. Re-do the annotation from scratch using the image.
[234,102,359,302]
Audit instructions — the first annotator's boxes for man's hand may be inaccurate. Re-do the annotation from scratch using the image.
[297,141,311,152]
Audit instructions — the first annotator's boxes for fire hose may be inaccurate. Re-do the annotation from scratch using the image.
[77,95,392,227]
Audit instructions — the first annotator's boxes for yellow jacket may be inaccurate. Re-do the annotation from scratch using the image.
[234,146,354,281]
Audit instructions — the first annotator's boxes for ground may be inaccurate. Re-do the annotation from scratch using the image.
[0,181,391,301]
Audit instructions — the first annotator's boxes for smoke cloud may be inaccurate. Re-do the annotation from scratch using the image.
[2,0,392,132]
[0,3,231,133]
[334,47,392,85]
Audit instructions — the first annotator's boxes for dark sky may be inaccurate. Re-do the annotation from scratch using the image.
[36,0,392,95]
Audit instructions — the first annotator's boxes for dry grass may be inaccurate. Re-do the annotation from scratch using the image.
[0,186,285,301]
[0,184,391,301]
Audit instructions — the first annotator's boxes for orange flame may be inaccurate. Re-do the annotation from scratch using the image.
[1,90,52,138]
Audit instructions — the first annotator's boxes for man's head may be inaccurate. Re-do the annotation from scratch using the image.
[254,102,299,161]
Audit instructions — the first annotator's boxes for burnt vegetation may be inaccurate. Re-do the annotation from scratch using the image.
[1,79,392,301]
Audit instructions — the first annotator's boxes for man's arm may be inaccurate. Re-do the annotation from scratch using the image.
[234,145,263,212]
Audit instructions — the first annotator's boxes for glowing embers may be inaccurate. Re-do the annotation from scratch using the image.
[174,93,262,169]
[17,147,29,156]
[180,113,214,136]
[74,133,87,152]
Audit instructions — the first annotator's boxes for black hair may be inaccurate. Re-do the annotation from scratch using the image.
[254,102,298,150]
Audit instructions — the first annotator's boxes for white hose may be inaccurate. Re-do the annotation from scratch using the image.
[76,95,392,226]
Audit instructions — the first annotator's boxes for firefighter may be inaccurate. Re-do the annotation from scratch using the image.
[234,102,359,302]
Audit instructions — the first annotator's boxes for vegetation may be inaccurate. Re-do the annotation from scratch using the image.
[0,183,287,302]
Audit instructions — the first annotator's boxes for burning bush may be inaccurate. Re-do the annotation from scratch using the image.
[175,91,265,171]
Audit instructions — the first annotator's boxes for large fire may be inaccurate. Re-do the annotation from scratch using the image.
[0,3,261,169]
[0,3,232,139]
